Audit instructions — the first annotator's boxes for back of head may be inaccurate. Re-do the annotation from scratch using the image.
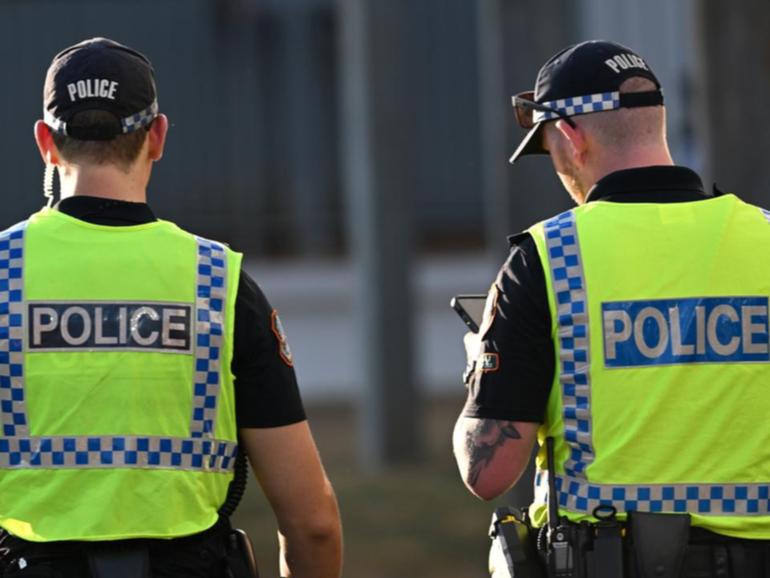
[43,37,159,171]
[509,40,666,164]
[577,76,667,154]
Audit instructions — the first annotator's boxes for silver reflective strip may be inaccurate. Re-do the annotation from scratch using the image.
[191,238,228,438]
[761,207,770,224]
[43,111,67,135]
[542,211,593,478]
[0,222,28,438]
[0,435,237,472]
[535,471,770,516]
[121,100,159,134]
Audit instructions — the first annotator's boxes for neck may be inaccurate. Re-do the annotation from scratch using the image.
[581,145,675,201]
[57,162,149,203]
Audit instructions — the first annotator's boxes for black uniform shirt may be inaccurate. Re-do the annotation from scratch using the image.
[55,196,307,428]
[462,165,713,423]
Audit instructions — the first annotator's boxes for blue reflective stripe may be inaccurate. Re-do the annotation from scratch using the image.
[191,237,228,438]
[0,435,237,472]
[543,211,594,479]
[0,222,28,437]
[534,472,770,516]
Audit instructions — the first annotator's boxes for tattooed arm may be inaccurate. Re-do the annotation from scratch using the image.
[453,416,538,500]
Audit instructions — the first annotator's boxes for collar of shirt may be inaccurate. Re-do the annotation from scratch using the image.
[585,165,710,204]
[56,196,157,226]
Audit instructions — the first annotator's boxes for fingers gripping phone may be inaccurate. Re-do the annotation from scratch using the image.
[450,294,487,333]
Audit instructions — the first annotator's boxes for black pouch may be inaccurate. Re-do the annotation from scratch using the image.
[488,507,546,578]
[87,543,150,578]
[224,529,259,578]
[627,511,691,578]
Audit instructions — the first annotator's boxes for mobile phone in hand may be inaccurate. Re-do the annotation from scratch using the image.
[450,294,487,333]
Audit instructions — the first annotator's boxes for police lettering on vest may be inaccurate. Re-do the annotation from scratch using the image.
[602,297,770,367]
[28,302,192,352]
[66,79,119,102]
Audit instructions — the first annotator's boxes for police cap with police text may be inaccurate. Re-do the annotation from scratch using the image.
[43,37,159,141]
[510,40,663,164]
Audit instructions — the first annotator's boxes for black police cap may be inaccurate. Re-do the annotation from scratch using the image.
[510,40,663,164]
[43,37,159,141]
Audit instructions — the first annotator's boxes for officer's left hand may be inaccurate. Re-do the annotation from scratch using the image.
[462,330,481,385]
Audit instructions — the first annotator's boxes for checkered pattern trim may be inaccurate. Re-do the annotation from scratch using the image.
[535,472,770,516]
[191,237,227,438]
[760,208,770,224]
[0,435,237,472]
[533,91,619,124]
[43,111,68,136]
[543,211,593,478]
[0,222,28,438]
[121,100,159,134]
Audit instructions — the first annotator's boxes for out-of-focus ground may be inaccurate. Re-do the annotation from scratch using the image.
[233,396,500,578]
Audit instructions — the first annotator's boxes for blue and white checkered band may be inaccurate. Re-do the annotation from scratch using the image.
[542,211,593,479]
[0,436,238,472]
[532,91,620,123]
[43,111,68,136]
[191,237,228,438]
[121,100,159,134]
[0,222,28,439]
[0,226,237,472]
[536,210,770,517]
[535,472,770,516]
[44,100,159,137]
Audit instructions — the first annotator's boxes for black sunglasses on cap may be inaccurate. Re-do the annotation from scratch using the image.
[512,91,577,130]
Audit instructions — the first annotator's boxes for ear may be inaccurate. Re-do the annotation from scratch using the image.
[147,114,169,162]
[553,119,587,167]
[33,121,61,166]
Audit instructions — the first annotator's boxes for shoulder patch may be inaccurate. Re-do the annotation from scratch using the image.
[479,352,500,372]
[270,310,294,367]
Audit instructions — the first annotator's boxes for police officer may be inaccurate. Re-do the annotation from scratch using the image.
[0,38,342,577]
[453,40,770,577]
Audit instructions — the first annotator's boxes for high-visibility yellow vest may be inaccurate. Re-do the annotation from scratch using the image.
[0,208,241,542]
[528,194,770,539]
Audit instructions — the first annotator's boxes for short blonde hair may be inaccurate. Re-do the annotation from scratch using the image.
[578,77,666,150]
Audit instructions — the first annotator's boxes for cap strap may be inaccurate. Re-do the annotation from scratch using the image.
[43,110,68,136]
[121,100,159,134]
[533,92,619,123]
[532,89,664,124]
[618,90,664,108]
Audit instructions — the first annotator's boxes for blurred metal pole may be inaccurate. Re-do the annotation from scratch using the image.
[476,0,511,257]
[338,0,421,471]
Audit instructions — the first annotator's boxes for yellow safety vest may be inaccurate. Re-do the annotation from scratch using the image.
[0,207,241,542]
[528,194,770,539]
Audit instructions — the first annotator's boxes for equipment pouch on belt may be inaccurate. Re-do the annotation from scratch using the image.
[225,528,259,578]
[627,511,690,578]
[488,506,546,578]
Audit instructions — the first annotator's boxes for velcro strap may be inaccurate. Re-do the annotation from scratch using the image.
[619,90,664,108]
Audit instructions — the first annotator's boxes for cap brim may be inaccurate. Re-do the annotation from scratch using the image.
[509,122,547,164]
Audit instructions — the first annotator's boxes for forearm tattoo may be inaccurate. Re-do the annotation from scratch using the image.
[463,419,521,487]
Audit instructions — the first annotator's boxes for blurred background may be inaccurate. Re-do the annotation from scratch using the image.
[1,0,769,576]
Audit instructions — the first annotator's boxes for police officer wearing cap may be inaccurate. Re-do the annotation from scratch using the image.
[453,40,770,577]
[0,38,342,578]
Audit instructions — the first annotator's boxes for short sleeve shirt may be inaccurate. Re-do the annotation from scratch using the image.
[462,166,714,423]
